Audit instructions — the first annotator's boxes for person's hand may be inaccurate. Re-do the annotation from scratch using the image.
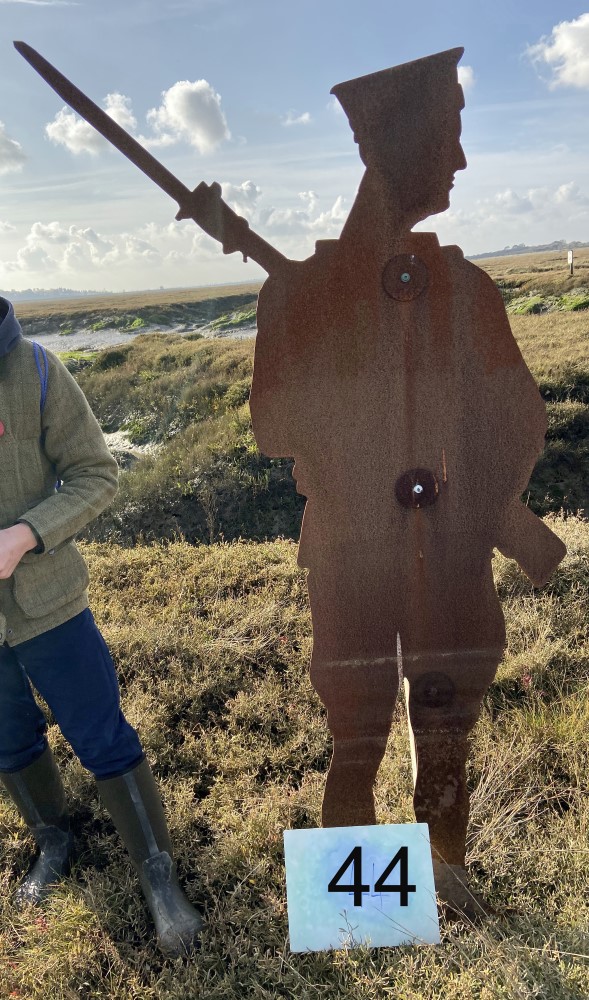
[0,524,39,579]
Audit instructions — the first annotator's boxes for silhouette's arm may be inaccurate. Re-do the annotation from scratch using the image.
[473,268,566,584]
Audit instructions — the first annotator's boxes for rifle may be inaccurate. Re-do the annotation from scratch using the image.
[496,500,566,588]
[14,42,287,276]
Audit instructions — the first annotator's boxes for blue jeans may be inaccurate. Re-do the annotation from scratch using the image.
[0,609,144,778]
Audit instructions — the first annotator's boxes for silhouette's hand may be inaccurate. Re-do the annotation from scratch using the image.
[175,182,223,223]
[175,182,250,255]
[175,180,284,272]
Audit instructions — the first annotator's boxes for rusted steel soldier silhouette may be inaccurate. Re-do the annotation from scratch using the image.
[15,39,566,919]
[249,48,565,912]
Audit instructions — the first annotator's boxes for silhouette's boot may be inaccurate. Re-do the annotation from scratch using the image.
[411,730,492,921]
[431,860,492,921]
[96,759,203,957]
[0,746,74,906]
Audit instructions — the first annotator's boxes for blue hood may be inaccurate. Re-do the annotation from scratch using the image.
[0,297,23,358]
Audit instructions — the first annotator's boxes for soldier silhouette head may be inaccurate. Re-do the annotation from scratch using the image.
[331,48,466,228]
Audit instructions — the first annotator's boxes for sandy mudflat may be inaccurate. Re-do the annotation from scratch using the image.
[23,323,257,353]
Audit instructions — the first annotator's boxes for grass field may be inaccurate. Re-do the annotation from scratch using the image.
[1,252,588,998]
[0,517,586,999]
[15,283,263,321]
[476,248,589,312]
[17,282,262,343]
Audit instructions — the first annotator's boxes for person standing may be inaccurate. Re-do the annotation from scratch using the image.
[0,296,202,956]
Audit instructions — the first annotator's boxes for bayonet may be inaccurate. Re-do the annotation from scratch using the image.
[14,41,286,274]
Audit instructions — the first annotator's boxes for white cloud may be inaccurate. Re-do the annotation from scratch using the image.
[485,181,588,221]
[0,221,16,233]
[0,122,26,175]
[146,80,230,153]
[493,188,535,214]
[101,234,159,267]
[28,221,70,243]
[154,186,348,253]
[259,190,347,237]
[44,82,229,159]
[0,1,78,5]
[3,218,212,277]
[419,178,589,254]
[298,190,318,214]
[309,195,348,232]
[103,93,137,133]
[554,180,589,205]
[282,110,312,127]
[5,222,118,273]
[326,95,345,115]
[221,180,262,220]
[527,14,589,89]
[1,182,352,285]
[46,108,105,155]
[8,243,56,272]
[458,65,475,91]
[54,230,160,273]
[45,93,138,155]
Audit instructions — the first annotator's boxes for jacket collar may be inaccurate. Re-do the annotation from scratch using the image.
[0,297,23,358]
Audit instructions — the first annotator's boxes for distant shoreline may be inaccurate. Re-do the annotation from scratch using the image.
[4,242,589,303]
[467,240,589,261]
[1,280,262,310]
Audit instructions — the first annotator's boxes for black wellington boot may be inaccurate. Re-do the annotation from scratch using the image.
[0,745,74,906]
[96,759,203,958]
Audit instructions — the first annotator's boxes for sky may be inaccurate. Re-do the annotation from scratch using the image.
[0,1,588,292]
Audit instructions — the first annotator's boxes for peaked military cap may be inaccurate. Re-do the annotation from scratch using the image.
[331,48,464,140]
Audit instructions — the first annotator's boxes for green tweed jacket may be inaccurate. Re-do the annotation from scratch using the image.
[0,339,118,645]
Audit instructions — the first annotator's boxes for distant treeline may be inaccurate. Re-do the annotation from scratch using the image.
[469,239,589,260]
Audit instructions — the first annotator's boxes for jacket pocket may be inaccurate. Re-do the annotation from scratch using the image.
[12,541,90,619]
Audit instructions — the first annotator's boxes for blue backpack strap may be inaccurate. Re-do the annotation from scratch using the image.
[33,341,61,490]
[33,341,49,413]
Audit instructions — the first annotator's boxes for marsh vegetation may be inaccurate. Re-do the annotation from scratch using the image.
[1,253,587,998]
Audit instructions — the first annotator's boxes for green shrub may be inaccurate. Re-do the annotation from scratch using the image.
[77,334,254,442]
[509,295,545,315]
[85,404,305,545]
[221,377,251,409]
[92,346,133,371]
[211,306,257,331]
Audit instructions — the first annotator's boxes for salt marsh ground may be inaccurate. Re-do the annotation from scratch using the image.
[1,252,587,999]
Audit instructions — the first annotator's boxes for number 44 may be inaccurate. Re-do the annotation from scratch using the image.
[328,846,416,907]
